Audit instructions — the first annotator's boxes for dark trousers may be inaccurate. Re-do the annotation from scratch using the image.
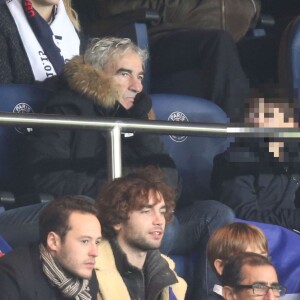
[160,200,235,300]
[150,29,250,121]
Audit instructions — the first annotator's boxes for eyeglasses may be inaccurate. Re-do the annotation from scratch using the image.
[233,283,287,297]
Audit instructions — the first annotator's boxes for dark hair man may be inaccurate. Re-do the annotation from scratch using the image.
[221,252,286,300]
[95,167,187,300]
[0,196,102,300]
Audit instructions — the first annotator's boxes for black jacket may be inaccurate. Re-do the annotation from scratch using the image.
[0,2,34,83]
[110,239,179,300]
[26,56,179,198]
[0,243,99,300]
[212,139,300,230]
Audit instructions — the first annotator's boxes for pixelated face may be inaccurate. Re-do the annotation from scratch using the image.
[50,212,102,279]
[104,51,144,110]
[229,264,279,300]
[245,98,295,128]
[114,191,166,253]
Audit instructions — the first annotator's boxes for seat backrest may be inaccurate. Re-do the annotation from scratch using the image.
[0,235,12,257]
[0,84,53,194]
[279,16,300,104]
[151,94,230,203]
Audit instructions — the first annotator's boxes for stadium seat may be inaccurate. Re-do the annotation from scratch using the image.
[151,93,231,282]
[279,15,300,104]
[151,93,231,204]
[0,84,54,209]
[0,235,12,257]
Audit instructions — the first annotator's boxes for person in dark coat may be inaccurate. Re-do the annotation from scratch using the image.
[26,36,179,198]
[212,96,300,231]
[0,0,81,83]
[0,196,101,300]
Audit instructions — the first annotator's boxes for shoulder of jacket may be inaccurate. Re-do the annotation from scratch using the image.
[95,240,132,300]
[160,254,187,299]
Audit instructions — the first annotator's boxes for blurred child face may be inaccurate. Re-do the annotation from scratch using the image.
[245,98,296,129]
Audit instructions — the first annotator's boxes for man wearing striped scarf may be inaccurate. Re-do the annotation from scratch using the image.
[0,196,102,300]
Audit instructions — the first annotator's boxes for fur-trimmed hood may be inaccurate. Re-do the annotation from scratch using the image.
[64,55,119,109]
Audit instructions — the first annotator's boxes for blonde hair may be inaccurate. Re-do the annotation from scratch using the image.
[63,0,80,31]
[207,222,268,274]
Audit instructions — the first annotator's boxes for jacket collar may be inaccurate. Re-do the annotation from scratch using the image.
[110,238,141,276]
[95,239,178,300]
[110,238,178,300]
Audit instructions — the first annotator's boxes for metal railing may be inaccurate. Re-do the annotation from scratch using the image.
[1,112,300,179]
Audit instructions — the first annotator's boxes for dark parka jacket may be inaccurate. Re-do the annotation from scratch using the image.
[0,244,99,300]
[212,139,300,230]
[26,56,179,198]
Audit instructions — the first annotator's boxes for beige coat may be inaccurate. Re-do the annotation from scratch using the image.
[95,240,187,300]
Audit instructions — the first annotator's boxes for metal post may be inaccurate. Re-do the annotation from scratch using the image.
[107,124,122,180]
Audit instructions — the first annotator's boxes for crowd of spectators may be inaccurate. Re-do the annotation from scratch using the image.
[0,0,298,299]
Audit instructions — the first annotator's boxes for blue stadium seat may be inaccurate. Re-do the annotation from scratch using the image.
[0,235,12,257]
[0,84,54,208]
[151,93,231,203]
[151,93,231,280]
[279,15,300,104]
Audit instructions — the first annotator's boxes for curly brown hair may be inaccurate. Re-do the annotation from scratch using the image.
[96,166,176,238]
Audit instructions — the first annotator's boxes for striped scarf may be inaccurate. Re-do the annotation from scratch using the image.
[39,244,92,300]
[6,0,80,81]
